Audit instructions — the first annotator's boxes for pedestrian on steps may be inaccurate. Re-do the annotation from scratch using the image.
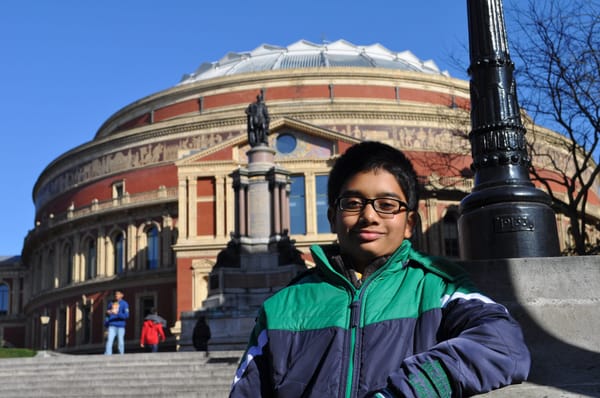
[104,290,129,355]
[140,308,166,353]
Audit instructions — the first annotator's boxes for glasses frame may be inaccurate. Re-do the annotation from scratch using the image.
[335,196,409,218]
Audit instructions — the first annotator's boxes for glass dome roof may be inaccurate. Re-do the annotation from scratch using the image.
[178,39,449,85]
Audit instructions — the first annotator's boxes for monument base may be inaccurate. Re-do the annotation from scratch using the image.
[177,263,305,351]
[178,308,257,352]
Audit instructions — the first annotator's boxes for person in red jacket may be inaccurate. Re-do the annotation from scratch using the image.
[140,308,166,353]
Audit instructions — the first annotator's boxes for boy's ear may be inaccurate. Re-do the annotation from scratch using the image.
[403,210,417,239]
[327,207,337,233]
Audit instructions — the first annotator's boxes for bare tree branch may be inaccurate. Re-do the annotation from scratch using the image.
[508,0,600,254]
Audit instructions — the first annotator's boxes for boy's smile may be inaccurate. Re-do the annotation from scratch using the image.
[329,169,415,273]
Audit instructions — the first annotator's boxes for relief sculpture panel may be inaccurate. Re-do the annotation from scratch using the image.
[35,131,240,210]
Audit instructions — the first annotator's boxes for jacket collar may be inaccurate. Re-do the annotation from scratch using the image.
[310,240,413,288]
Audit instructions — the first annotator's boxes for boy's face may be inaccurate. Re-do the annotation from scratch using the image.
[328,169,415,270]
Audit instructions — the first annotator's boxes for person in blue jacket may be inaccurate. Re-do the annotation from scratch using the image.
[230,141,531,397]
[104,290,129,355]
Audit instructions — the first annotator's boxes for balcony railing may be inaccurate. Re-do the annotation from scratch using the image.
[34,186,178,231]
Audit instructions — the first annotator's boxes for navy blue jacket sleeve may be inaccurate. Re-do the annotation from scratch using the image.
[384,297,530,397]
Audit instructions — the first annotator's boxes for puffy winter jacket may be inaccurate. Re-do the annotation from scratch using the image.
[230,240,530,397]
[140,320,166,345]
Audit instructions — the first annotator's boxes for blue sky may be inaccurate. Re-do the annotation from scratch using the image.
[0,1,475,255]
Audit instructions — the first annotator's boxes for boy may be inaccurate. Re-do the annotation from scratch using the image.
[230,141,530,397]
[104,290,129,355]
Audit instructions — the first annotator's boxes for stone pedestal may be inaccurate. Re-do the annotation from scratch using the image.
[180,144,305,351]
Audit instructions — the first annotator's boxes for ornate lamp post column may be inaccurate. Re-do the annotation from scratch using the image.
[458,0,560,259]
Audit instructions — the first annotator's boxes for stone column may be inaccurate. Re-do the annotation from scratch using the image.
[188,177,198,239]
[283,180,290,232]
[246,146,276,241]
[177,178,188,239]
[215,175,226,238]
[273,181,281,235]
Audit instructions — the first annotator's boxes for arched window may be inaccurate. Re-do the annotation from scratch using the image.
[0,283,9,315]
[86,239,97,279]
[48,249,55,291]
[63,245,73,285]
[443,213,460,258]
[114,233,125,274]
[36,254,43,292]
[146,226,159,270]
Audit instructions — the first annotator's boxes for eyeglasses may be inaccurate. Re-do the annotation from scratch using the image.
[335,196,409,217]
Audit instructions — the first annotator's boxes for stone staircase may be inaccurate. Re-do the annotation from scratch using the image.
[0,350,241,397]
[1,348,598,397]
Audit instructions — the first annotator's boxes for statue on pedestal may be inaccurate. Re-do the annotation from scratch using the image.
[245,90,270,147]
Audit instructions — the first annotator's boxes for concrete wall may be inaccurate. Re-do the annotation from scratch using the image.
[461,256,600,397]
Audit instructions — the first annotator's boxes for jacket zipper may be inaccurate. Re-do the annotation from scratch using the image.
[345,277,377,398]
[344,262,396,398]
[345,293,361,398]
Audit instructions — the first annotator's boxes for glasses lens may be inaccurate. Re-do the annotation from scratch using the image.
[338,197,364,211]
[373,198,402,214]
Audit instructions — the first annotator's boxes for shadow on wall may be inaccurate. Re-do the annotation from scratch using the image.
[461,257,600,395]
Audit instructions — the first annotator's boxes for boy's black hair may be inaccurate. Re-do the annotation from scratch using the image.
[327,141,419,210]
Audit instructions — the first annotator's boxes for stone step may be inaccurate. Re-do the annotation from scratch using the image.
[0,386,232,398]
[0,363,235,376]
[0,372,234,384]
[0,351,241,398]
[0,350,239,364]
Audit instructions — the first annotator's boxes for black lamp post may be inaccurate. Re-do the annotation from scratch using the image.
[458,0,560,259]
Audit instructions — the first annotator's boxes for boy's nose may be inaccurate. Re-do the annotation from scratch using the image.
[359,202,380,221]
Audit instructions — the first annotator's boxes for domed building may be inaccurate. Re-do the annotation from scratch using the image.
[18,39,600,352]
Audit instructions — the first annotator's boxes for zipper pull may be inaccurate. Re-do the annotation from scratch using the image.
[349,301,360,328]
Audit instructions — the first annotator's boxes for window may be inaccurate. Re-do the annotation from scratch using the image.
[112,180,125,199]
[64,245,73,284]
[443,213,460,257]
[0,284,9,315]
[289,176,306,234]
[276,133,297,154]
[140,296,155,319]
[146,226,159,270]
[82,304,92,344]
[139,295,156,334]
[58,308,67,348]
[316,175,330,233]
[86,239,97,279]
[36,254,43,292]
[114,233,125,274]
[48,247,55,291]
